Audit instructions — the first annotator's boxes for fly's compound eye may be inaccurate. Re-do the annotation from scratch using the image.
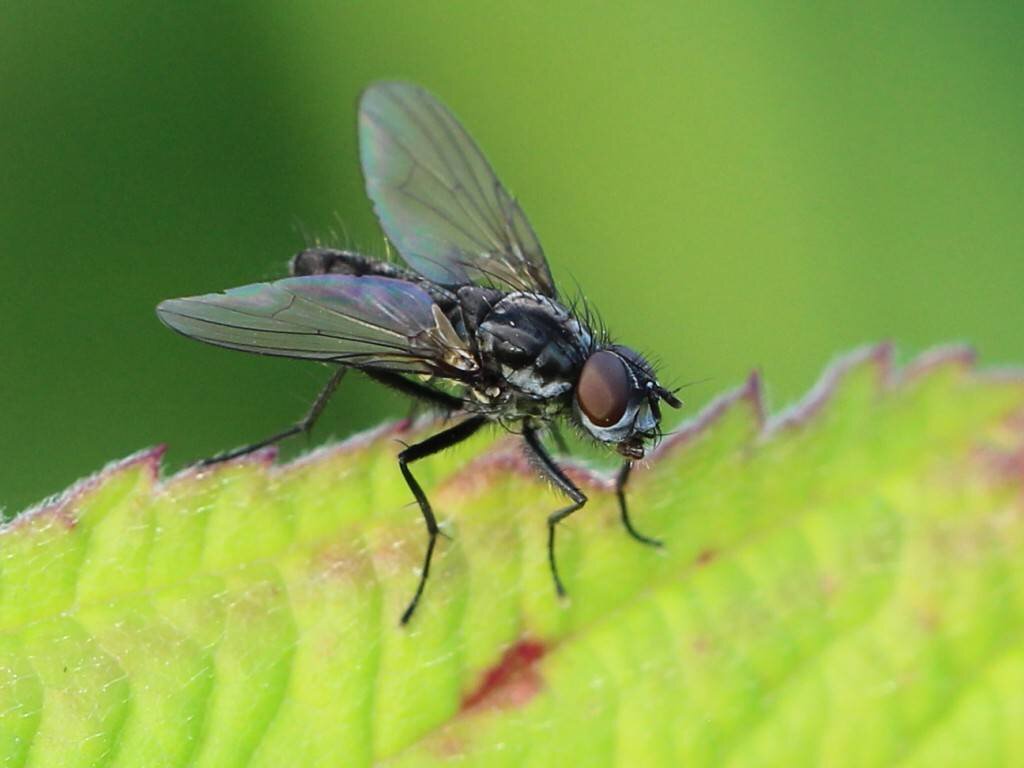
[576,350,631,427]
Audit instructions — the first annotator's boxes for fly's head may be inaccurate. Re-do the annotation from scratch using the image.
[572,345,682,460]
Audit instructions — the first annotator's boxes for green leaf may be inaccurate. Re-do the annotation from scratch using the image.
[3,345,1023,766]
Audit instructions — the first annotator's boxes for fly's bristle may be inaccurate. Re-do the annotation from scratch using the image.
[332,213,354,246]
[457,257,535,294]
[563,276,610,353]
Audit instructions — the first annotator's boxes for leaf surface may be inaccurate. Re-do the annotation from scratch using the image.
[2,345,1023,766]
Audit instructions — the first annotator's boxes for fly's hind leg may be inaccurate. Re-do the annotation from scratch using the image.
[199,367,346,466]
[397,416,487,625]
[615,461,663,547]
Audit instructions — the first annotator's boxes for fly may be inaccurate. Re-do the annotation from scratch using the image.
[157,82,682,624]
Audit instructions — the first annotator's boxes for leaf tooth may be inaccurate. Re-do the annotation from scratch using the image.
[651,371,764,462]
[766,343,893,436]
[899,344,976,384]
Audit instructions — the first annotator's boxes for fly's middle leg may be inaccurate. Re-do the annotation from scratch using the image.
[397,415,487,625]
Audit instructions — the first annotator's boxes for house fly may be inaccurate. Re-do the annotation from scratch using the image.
[157,82,682,624]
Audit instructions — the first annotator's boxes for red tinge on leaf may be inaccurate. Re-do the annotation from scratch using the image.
[461,640,547,713]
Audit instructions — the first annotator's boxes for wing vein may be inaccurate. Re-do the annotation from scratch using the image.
[359,82,556,296]
[389,88,506,240]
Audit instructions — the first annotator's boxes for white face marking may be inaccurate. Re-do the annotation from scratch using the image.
[576,399,642,443]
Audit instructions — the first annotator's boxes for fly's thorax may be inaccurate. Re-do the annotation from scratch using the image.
[475,292,592,400]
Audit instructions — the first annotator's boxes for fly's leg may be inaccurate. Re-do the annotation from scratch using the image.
[362,370,464,415]
[615,461,663,547]
[200,369,459,467]
[523,426,587,597]
[199,367,346,466]
[398,416,488,625]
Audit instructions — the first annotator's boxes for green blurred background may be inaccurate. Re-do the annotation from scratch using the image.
[2,2,1022,513]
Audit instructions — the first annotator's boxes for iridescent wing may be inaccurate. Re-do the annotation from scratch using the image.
[359,81,558,297]
[156,275,477,376]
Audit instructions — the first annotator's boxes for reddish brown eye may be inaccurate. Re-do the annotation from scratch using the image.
[576,350,631,427]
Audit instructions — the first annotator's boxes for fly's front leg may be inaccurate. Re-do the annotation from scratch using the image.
[199,367,346,466]
[523,426,587,597]
[397,416,487,625]
[615,462,663,547]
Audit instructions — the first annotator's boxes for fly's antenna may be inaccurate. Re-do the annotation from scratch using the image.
[654,383,683,408]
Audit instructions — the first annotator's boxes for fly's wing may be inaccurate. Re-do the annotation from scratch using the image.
[156,275,477,376]
[359,81,558,297]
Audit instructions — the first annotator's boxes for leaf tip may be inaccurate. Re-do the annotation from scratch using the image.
[742,368,766,424]
[3,445,164,532]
